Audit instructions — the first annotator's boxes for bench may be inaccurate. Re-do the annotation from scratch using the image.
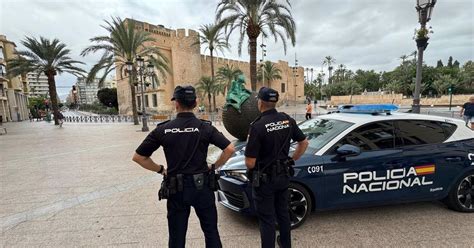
[151,115,169,121]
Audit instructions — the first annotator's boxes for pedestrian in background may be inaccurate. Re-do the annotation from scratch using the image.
[57,111,65,127]
[245,87,308,248]
[305,102,313,120]
[460,96,474,129]
[133,85,235,248]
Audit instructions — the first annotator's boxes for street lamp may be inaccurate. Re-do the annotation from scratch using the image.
[127,56,155,132]
[260,43,266,87]
[412,0,436,114]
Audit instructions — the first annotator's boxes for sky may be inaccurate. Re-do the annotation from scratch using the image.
[1,0,473,97]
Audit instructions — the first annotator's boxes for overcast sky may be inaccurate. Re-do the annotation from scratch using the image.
[1,0,473,97]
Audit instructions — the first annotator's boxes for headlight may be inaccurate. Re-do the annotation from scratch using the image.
[224,169,248,182]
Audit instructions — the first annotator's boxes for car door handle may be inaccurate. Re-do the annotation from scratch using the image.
[445,157,462,162]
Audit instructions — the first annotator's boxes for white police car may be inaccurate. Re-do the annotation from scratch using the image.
[217,105,474,228]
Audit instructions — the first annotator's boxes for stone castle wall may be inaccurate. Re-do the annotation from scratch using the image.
[117,19,305,114]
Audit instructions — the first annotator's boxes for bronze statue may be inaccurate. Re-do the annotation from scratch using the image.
[225,74,251,113]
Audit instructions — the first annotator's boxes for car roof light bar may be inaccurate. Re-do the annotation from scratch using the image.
[337,104,399,115]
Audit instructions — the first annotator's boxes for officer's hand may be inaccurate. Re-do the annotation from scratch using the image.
[162,168,167,176]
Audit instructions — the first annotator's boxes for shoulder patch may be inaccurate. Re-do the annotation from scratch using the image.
[156,120,170,127]
[200,119,212,125]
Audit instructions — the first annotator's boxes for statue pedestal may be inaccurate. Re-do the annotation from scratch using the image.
[222,92,260,141]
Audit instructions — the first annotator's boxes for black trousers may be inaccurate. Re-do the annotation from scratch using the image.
[167,177,222,248]
[252,175,291,248]
[305,113,312,120]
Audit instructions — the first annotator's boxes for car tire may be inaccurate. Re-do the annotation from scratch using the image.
[445,171,474,212]
[288,182,312,229]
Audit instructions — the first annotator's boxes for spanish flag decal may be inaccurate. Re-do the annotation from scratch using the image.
[415,165,436,175]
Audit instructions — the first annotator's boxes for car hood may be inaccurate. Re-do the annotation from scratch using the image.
[220,154,247,171]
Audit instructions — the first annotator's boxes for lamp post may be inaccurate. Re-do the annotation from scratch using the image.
[260,42,267,87]
[412,0,436,114]
[126,56,155,132]
[72,85,78,109]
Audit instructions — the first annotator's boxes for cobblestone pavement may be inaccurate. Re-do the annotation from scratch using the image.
[1,121,473,247]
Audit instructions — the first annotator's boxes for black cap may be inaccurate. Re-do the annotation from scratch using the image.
[171,85,197,104]
[257,87,279,102]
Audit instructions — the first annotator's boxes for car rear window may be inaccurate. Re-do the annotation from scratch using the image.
[395,120,455,146]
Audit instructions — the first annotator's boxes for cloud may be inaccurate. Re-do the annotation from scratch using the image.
[1,0,472,96]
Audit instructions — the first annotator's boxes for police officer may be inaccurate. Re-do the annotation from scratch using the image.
[245,87,308,248]
[132,85,235,248]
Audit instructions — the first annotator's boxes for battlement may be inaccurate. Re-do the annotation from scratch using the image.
[124,18,198,39]
[200,55,249,66]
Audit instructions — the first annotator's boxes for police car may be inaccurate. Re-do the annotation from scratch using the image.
[217,105,474,228]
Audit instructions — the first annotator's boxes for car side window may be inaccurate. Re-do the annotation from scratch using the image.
[329,121,395,153]
[394,120,449,147]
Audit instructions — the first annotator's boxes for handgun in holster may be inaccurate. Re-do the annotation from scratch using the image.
[208,164,220,191]
[158,176,170,201]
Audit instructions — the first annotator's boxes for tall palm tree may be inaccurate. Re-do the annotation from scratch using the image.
[81,17,170,125]
[194,23,229,93]
[258,61,282,87]
[7,36,85,125]
[216,64,243,95]
[216,0,296,91]
[196,76,222,112]
[323,56,335,84]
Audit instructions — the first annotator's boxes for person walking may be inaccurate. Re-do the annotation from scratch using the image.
[460,96,474,129]
[133,85,235,248]
[305,102,313,120]
[245,87,308,248]
[57,111,65,127]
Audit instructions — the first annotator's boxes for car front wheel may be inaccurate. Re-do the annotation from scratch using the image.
[446,171,474,212]
[288,182,312,229]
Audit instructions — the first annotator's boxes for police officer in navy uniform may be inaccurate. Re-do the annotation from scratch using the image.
[245,87,308,248]
[133,85,235,248]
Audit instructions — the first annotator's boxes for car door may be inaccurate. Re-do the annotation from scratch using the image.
[393,120,468,200]
[321,120,409,209]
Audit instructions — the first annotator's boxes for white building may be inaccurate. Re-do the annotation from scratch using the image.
[103,77,117,89]
[27,71,49,97]
[76,78,99,105]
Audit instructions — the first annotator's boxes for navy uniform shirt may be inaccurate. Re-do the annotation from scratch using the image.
[463,102,474,116]
[245,109,306,167]
[135,112,231,176]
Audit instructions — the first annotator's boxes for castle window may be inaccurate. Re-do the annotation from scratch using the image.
[281,83,286,93]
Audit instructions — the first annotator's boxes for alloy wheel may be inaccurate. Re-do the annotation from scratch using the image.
[288,187,308,227]
[457,175,474,210]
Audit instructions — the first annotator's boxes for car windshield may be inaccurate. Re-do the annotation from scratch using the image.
[298,118,353,151]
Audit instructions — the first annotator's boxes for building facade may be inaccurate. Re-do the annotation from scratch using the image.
[27,72,49,97]
[0,35,30,122]
[76,78,99,105]
[117,19,304,115]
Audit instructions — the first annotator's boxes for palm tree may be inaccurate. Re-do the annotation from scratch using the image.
[81,17,170,125]
[7,36,85,125]
[323,56,335,84]
[194,23,229,111]
[216,0,296,91]
[196,76,222,112]
[257,61,282,87]
[400,54,409,64]
[216,64,243,95]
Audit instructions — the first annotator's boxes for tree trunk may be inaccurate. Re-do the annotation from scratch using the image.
[213,94,216,113]
[129,72,139,125]
[249,37,257,92]
[328,67,332,84]
[207,93,211,113]
[210,49,215,112]
[45,71,60,125]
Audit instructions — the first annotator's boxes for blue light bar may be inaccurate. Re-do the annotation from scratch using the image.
[337,104,399,114]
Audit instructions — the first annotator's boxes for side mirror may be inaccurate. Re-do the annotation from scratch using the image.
[336,144,361,157]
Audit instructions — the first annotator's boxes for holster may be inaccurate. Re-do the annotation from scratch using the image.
[208,167,220,191]
[158,176,170,201]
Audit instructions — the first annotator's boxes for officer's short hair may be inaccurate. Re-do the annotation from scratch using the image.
[260,101,276,109]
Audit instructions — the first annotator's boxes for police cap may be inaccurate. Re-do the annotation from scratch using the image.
[257,87,279,102]
[171,85,197,105]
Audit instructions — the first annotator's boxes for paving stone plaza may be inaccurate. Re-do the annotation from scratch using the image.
[1,121,473,247]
